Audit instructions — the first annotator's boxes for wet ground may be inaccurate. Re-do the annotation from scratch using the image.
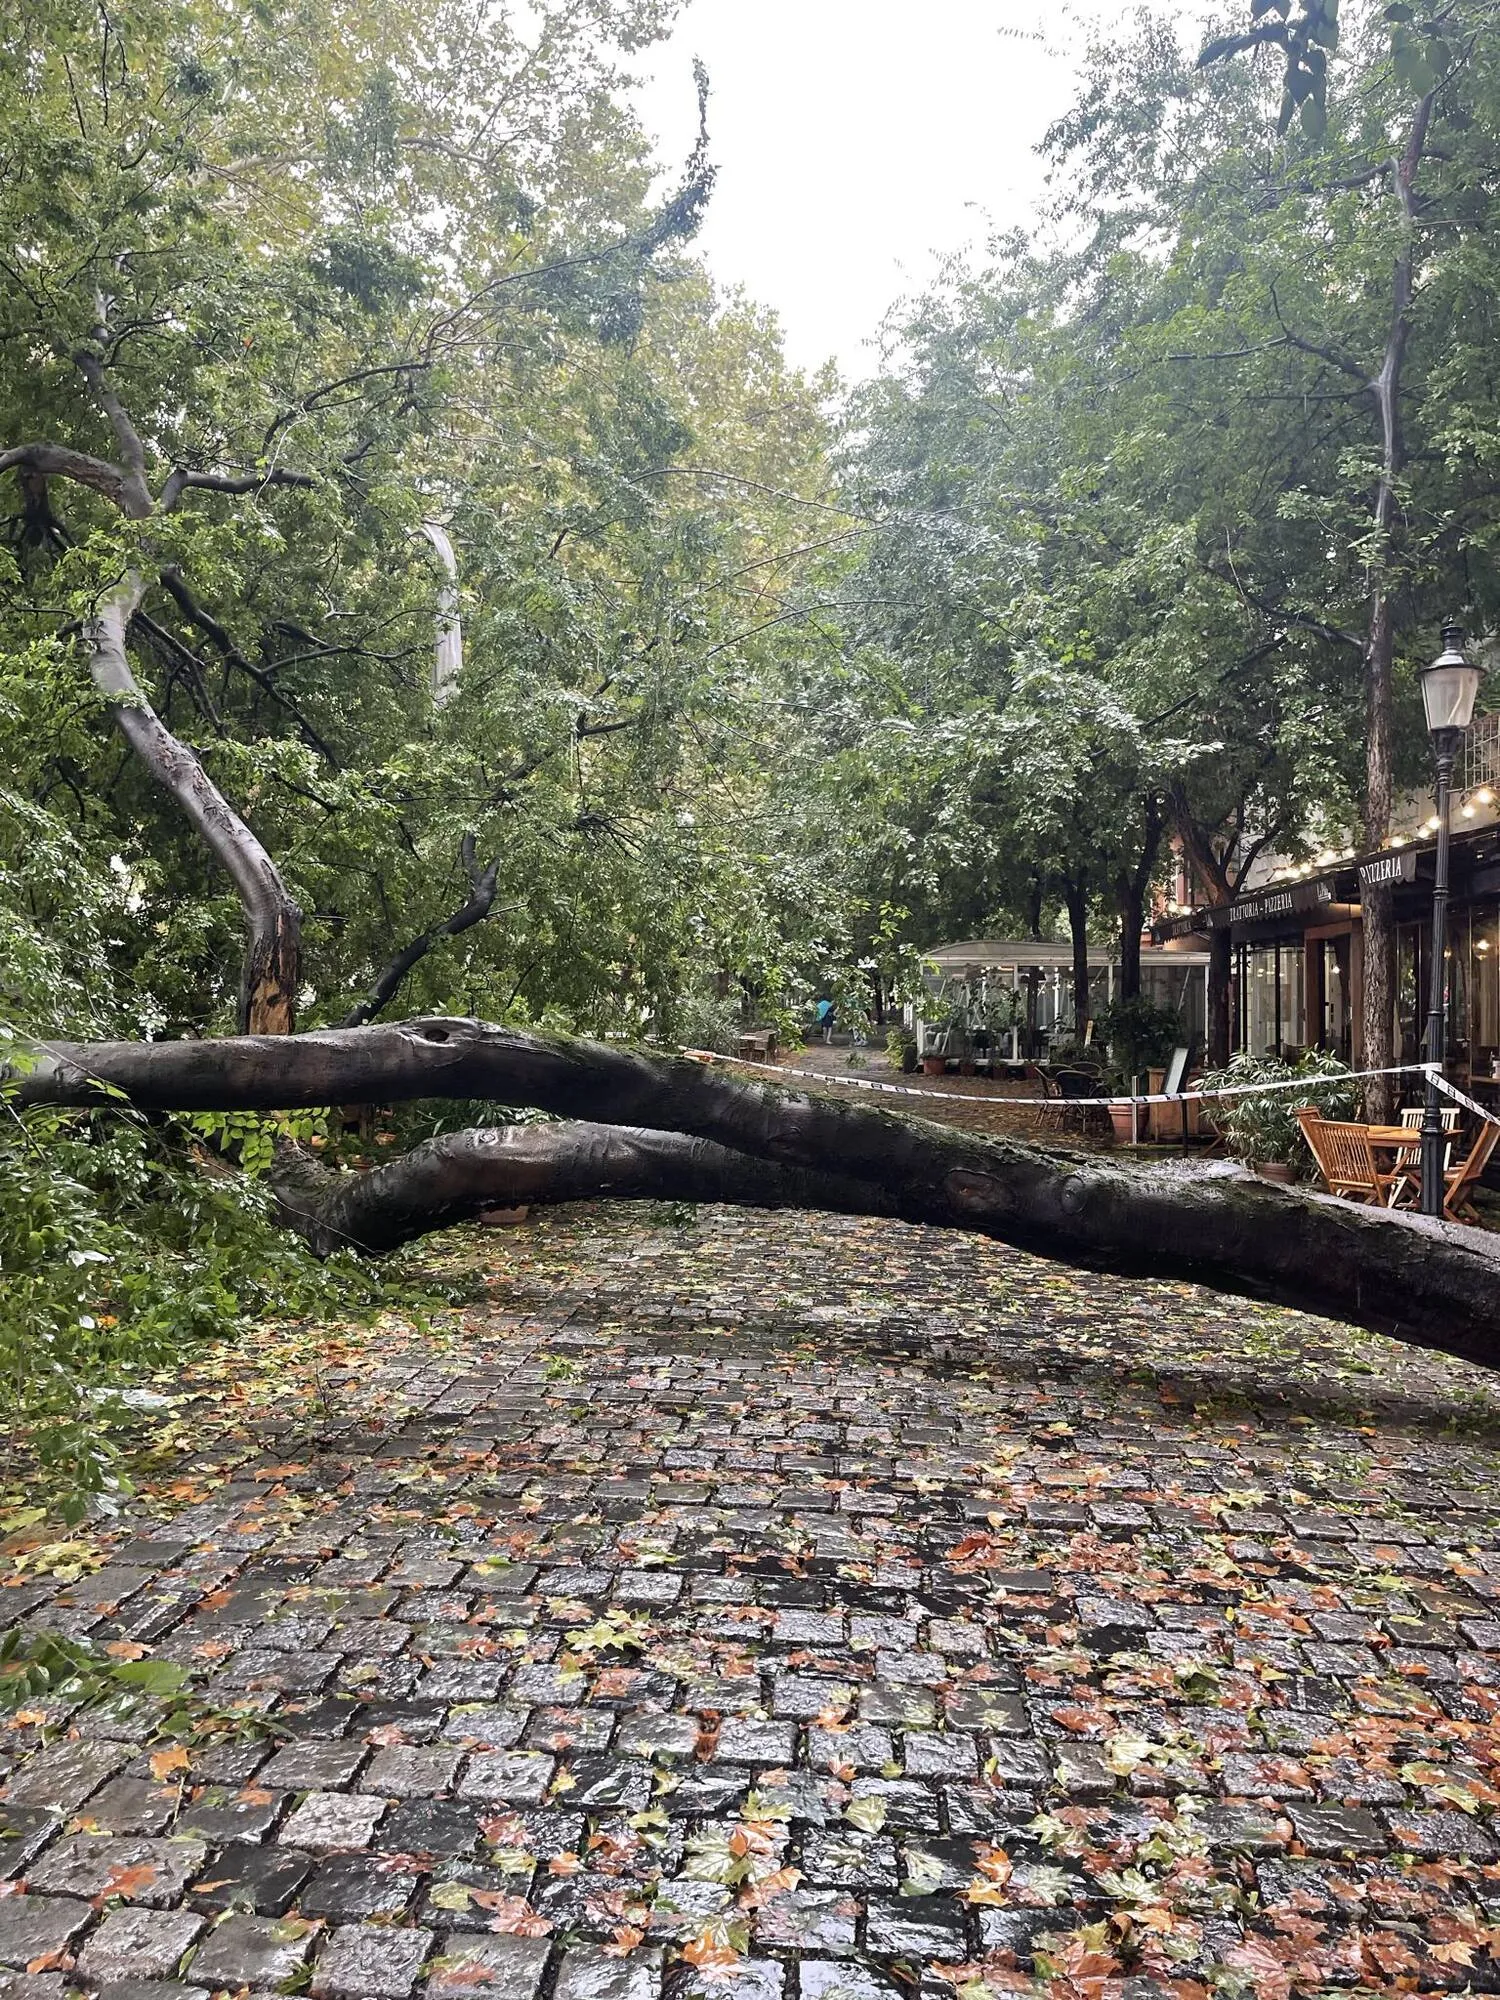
[5,1202,1500,1999]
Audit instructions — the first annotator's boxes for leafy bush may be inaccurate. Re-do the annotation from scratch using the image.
[1198,1050,1360,1171]
[0,1090,415,1519]
[1094,996,1184,1084]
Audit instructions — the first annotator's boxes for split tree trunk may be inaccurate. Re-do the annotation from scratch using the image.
[86,573,302,1034]
[18,1015,1500,1367]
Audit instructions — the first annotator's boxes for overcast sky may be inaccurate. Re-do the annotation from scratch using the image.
[631,1,1211,384]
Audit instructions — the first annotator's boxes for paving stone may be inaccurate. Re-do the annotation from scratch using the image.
[1,1741,125,1813]
[439,1706,529,1750]
[808,1725,892,1772]
[300,1852,422,1919]
[188,1842,314,1914]
[800,1964,904,2000]
[0,1807,59,1880]
[174,1789,285,1845]
[310,1922,430,1998]
[614,1714,699,1760]
[864,1895,968,1958]
[1384,1807,1497,1857]
[715,1719,796,1764]
[186,1912,316,1990]
[456,1752,554,1805]
[800,1831,899,1888]
[754,1888,861,1950]
[901,1731,978,1779]
[667,1961,784,2000]
[27,1834,208,1906]
[259,1741,369,1790]
[277,1793,384,1852]
[554,1943,662,2000]
[425,1933,550,1999]
[1287,1805,1388,1855]
[376,1799,485,1857]
[77,1909,206,1983]
[362,1745,463,1796]
[80,1780,183,1837]
[0,1897,92,1971]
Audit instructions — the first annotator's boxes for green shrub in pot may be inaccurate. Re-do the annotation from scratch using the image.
[1198,1050,1360,1174]
[1094,996,1182,1090]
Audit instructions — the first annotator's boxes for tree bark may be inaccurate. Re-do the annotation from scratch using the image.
[271,1121,897,1255]
[1062,877,1091,1034]
[86,572,302,1033]
[1207,928,1233,1068]
[1360,91,1435,1124]
[18,1015,1500,1366]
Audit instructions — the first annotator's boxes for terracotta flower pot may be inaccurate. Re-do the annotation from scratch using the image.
[1108,1103,1138,1143]
[921,1055,946,1076]
[1255,1161,1296,1185]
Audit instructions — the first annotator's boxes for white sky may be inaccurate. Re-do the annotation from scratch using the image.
[631,1,1213,383]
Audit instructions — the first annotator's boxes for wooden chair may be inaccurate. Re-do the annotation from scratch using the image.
[1444,1120,1500,1222]
[1385,1106,1459,1210]
[1296,1108,1384,1204]
[1025,1062,1066,1131]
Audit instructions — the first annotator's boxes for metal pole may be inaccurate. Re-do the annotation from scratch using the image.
[1421,740,1458,1215]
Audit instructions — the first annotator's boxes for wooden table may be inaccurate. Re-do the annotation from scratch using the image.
[1366,1124,1422,1208]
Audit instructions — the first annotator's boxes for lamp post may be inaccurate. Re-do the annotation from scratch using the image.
[1418,622,1484,1216]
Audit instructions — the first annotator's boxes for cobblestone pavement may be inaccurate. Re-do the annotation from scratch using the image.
[7,1203,1500,1999]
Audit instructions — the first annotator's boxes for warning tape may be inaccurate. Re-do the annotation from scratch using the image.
[1430,1070,1500,1128]
[681,1048,1440,1113]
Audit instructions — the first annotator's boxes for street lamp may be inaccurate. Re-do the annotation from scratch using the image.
[1418,621,1484,1216]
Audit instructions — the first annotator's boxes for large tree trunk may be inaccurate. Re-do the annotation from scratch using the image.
[1207,927,1233,1068]
[18,1015,1500,1367]
[87,572,302,1034]
[272,1121,897,1255]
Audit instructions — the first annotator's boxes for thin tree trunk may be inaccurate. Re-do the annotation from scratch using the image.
[1361,90,1434,1123]
[1063,877,1090,1034]
[342,836,505,1029]
[1207,928,1233,1068]
[1114,799,1164,1003]
[21,1015,1500,1364]
[87,572,302,1033]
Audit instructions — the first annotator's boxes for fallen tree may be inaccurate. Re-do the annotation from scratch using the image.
[18,1014,1500,1367]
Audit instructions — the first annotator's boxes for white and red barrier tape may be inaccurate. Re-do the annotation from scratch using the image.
[681,1049,1450,1114]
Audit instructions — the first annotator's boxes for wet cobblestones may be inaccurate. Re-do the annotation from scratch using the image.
[7,1203,1500,1996]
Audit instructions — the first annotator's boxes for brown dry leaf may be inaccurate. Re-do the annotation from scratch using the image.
[682,1928,741,1979]
[470,1891,551,1936]
[148,1745,190,1782]
[103,1641,150,1661]
[605,1925,646,1957]
[99,1862,159,1902]
[738,1866,801,1910]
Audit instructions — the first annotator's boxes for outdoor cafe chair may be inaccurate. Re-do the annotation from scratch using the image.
[1443,1119,1500,1223]
[1295,1108,1387,1205]
[1384,1105,1459,1210]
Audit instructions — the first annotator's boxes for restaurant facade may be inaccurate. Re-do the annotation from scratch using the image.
[1156,714,1500,1096]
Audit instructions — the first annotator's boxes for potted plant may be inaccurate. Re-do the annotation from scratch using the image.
[1197,1050,1359,1180]
[1095,998,1182,1145]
